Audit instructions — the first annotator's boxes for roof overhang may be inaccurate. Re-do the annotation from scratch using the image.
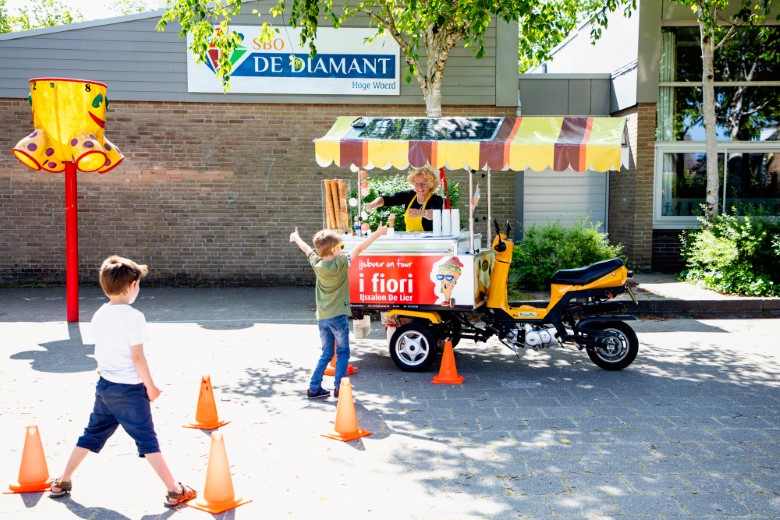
[315,116,628,173]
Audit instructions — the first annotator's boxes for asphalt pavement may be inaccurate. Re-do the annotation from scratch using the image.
[0,280,778,519]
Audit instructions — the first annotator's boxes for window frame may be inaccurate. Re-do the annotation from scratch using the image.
[653,141,779,229]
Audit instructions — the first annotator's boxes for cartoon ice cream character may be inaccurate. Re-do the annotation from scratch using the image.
[13,78,123,174]
[433,256,463,308]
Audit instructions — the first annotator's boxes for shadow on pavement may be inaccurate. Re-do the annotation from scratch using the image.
[10,322,96,373]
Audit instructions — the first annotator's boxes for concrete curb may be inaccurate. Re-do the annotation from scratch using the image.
[617,298,780,318]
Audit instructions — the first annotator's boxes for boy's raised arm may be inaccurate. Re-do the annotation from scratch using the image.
[351,224,387,258]
[289,227,312,255]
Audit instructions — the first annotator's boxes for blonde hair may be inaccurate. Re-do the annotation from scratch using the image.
[407,166,440,191]
[312,229,341,257]
[99,255,148,296]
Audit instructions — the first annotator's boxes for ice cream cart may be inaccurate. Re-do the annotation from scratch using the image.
[315,116,629,371]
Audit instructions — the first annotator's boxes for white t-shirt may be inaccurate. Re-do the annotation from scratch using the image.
[92,303,150,384]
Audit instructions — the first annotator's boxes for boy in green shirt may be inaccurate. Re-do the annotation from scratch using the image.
[290,224,387,398]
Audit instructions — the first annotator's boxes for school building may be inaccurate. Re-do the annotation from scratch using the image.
[1,1,774,285]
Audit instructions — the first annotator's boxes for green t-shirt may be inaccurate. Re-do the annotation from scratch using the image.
[307,251,351,320]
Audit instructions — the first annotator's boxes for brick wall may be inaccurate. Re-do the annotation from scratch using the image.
[0,100,515,286]
[652,229,686,273]
[608,102,654,271]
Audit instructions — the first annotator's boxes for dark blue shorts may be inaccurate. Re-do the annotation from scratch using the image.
[76,377,160,457]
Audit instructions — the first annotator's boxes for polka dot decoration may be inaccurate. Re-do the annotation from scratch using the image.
[12,78,124,174]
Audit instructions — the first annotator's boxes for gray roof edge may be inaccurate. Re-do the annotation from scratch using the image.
[0,8,167,41]
[519,73,612,80]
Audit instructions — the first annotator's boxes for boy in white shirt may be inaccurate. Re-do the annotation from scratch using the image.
[49,255,197,508]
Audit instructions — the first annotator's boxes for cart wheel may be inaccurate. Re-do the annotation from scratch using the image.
[390,322,436,372]
[586,321,639,371]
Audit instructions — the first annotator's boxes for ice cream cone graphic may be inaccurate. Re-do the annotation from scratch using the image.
[433,257,463,308]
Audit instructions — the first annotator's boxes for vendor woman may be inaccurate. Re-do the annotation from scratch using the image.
[364,166,444,232]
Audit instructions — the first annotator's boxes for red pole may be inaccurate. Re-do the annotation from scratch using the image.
[65,162,79,322]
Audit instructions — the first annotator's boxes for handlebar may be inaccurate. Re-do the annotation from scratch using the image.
[492,218,506,252]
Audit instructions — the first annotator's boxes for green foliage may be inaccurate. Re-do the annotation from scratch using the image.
[0,0,10,34]
[518,0,636,72]
[8,0,83,31]
[509,217,624,291]
[349,172,459,232]
[680,207,779,296]
[160,0,635,113]
[109,0,158,16]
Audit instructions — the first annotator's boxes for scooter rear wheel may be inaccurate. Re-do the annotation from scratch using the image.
[390,322,437,372]
[586,321,638,370]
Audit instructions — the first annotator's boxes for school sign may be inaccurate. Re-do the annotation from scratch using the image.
[187,27,400,95]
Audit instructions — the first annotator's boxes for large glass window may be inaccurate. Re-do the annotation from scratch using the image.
[725,151,780,213]
[670,26,780,83]
[660,151,724,216]
[655,25,780,226]
[655,146,779,227]
[668,86,780,141]
[658,26,780,143]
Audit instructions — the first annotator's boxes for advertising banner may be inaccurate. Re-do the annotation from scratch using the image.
[187,27,400,95]
[350,254,489,310]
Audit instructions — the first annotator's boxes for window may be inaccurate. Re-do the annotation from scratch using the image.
[658,27,780,143]
[725,151,780,213]
[654,144,779,228]
[654,26,780,227]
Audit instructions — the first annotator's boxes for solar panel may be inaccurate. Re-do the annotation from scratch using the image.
[355,117,502,141]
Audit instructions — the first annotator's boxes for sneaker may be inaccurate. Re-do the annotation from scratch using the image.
[334,387,340,399]
[307,387,330,399]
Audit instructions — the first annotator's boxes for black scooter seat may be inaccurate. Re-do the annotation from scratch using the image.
[550,258,624,286]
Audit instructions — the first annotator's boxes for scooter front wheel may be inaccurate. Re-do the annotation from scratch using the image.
[586,321,638,370]
[390,322,437,372]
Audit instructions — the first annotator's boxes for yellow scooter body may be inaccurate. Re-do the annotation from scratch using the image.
[486,234,628,320]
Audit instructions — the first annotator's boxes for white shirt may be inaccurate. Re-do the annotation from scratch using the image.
[92,303,150,384]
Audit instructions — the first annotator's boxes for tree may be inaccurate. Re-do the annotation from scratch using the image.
[1,0,12,34]
[8,0,83,31]
[159,0,634,117]
[668,0,776,220]
[109,0,159,16]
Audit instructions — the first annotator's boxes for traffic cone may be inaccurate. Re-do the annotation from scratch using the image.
[184,376,230,430]
[324,341,357,376]
[188,431,251,514]
[322,378,371,442]
[4,425,51,494]
[432,340,464,384]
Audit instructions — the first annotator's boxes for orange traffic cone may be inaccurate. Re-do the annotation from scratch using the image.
[4,425,51,494]
[188,431,251,514]
[184,376,230,430]
[322,378,371,442]
[432,340,464,384]
[324,347,357,377]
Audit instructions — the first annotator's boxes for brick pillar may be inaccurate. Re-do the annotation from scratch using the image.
[609,103,655,270]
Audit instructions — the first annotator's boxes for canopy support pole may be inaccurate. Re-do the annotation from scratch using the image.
[468,169,474,254]
[487,169,492,247]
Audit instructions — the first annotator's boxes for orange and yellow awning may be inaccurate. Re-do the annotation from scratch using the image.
[315,116,627,172]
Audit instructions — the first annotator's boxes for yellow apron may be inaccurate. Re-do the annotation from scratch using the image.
[405,193,432,232]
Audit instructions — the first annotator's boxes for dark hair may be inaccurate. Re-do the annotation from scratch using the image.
[99,255,148,296]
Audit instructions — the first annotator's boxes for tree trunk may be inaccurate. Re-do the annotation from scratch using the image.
[425,74,443,117]
[699,18,720,220]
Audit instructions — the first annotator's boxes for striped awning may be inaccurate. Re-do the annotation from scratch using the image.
[314,116,627,172]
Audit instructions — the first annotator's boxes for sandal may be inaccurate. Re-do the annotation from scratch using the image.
[49,479,72,499]
[164,482,197,508]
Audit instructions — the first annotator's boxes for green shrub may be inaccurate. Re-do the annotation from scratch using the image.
[509,217,624,291]
[680,207,779,296]
[349,171,460,231]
